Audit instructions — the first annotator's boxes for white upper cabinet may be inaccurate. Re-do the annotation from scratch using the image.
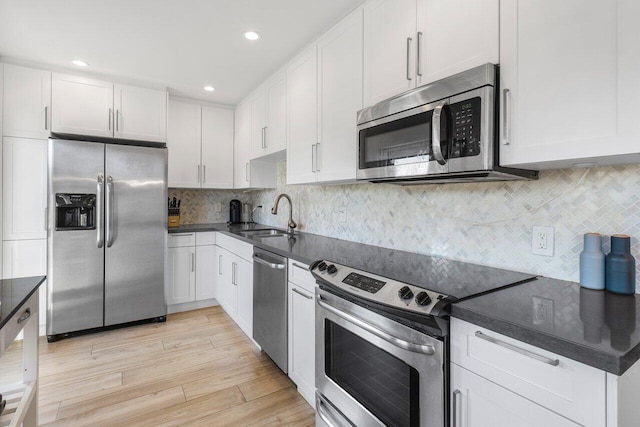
[418,0,498,86]
[2,64,51,139]
[363,0,416,107]
[3,137,47,240]
[167,99,201,188]
[51,73,114,138]
[114,83,167,143]
[499,0,640,169]
[234,100,252,189]
[249,72,287,159]
[201,105,234,189]
[287,46,319,185]
[317,9,363,183]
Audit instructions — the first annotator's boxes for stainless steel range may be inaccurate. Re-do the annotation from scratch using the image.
[311,258,535,427]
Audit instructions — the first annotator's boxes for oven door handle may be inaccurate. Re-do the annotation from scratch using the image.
[431,100,447,166]
[317,294,435,356]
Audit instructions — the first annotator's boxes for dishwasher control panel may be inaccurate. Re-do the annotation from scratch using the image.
[311,260,452,317]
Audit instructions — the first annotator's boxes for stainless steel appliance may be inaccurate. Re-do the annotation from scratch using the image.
[311,258,536,427]
[357,64,538,184]
[252,247,288,372]
[47,138,167,341]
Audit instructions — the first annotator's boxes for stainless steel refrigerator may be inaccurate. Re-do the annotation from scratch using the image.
[46,138,167,341]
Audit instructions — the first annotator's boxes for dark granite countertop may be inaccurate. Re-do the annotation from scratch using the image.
[169,223,535,300]
[451,277,640,375]
[0,276,46,330]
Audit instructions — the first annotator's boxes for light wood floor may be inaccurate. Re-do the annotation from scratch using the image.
[0,306,315,426]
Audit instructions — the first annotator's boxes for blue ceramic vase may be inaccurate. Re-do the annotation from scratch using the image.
[605,234,636,295]
[580,233,605,290]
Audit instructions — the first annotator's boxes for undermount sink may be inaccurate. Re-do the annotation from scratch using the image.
[240,229,292,238]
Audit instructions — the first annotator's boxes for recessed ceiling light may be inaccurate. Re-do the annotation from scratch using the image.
[244,31,261,41]
[204,86,215,92]
[72,59,88,67]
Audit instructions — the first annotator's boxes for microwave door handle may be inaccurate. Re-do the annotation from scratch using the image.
[431,101,447,165]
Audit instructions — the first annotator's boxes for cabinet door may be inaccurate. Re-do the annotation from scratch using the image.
[287,282,315,407]
[235,256,253,338]
[286,46,319,185]
[2,64,51,139]
[233,101,251,189]
[363,0,416,107]
[250,91,267,158]
[417,0,498,86]
[195,244,217,301]
[167,99,201,188]
[166,246,196,305]
[500,0,640,169]
[317,9,362,183]
[450,364,580,427]
[3,239,47,332]
[216,246,237,318]
[51,73,113,138]
[3,137,47,240]
[201,106,234,189]
[265,73,287,154]
[114,84,167,143]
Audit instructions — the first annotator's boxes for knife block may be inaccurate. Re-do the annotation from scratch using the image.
[168,208,180,228]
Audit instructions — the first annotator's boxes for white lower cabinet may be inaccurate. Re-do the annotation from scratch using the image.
[166,245,196,305]
[2,239,47,334]
[450,363,579,427]
[215,235,253,338]
[195,244,217,301]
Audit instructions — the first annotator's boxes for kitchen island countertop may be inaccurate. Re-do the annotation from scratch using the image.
[0,276,46,330]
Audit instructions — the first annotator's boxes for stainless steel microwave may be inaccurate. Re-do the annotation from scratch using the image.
[356,64,538,184]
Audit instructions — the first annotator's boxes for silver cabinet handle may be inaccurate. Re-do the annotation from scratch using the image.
[262,126,267,149]
[44,106,48,130]
[431,100,447,165]
[253,253,286,270]
[108,108,112,131]
[416,32,423,77]
[203,165,206,183]
[452,390,461,427]
[106,175,114,247]
[96,174,104,248]
[311,144,317,173]
[232,262,237,285]
[474,331,560,366]
[116,109,120,132]
[292,287,312,300]
[169,233,193,237]
[245,163,249,182]
[44,207,48,231]
[191,252,195,272]
[315,143,320,172]
[292,262,308,271]
[218,255,223,274]
[197,165,201,183]
[17,308,31,324]
[406,37,413,81]
[502,88,511,145]
[317,294,435,355]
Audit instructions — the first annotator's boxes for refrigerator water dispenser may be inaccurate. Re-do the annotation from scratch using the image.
[55,193,96,230]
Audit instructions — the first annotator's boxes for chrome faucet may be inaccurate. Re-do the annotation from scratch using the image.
[271,194,297,233]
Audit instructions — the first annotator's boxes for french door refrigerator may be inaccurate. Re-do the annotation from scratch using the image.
[46,138,167,341]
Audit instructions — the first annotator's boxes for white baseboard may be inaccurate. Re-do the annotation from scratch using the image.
[167,298,219,314]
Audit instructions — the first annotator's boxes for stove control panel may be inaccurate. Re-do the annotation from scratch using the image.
[311,260,451,316]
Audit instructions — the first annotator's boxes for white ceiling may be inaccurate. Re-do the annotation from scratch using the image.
[0,0,363,105]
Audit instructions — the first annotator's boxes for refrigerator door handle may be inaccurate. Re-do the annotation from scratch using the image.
[106,175,114,247]
[97,174,105,248]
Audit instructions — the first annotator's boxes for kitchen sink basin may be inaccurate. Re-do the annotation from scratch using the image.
[240,229,292,238]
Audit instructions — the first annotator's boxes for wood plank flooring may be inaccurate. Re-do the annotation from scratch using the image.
[0,306,315,426]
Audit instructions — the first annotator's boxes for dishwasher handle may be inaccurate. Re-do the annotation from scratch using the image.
[253,253,286,270]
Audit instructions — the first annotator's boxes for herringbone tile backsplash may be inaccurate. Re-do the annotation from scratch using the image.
[173,161,640,290]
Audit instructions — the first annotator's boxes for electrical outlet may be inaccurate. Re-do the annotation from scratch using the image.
[215,202,221,212]
[532,226,554,256]
[336,206,347,223]
[532,296,554,329]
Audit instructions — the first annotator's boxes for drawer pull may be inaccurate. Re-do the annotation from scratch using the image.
[17,308,31,324]
[292,262,309,271]
[292,287,312,300]
[475,331,560,367]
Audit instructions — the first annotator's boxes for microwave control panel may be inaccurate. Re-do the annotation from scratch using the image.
[449,97,481,159]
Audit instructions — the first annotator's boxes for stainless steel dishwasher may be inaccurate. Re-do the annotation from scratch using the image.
[252,247,288,373]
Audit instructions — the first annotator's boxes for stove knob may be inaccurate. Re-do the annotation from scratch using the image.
[318,262,328,272]
[415,291,432,306]
[327,264,338,275]
[398,286,414,300]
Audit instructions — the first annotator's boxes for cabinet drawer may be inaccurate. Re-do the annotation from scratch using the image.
[0,292,37,356]
[288,259,315,293]
[195,231,216,246]
[167,233,195,248]
[216,233,253,262]
[451,318,605,426]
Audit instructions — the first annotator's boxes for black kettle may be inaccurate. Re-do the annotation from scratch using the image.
[229,199,242,224]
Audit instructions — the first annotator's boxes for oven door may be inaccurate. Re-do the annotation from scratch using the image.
[357,99,450,181]
[316,287,444,427]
